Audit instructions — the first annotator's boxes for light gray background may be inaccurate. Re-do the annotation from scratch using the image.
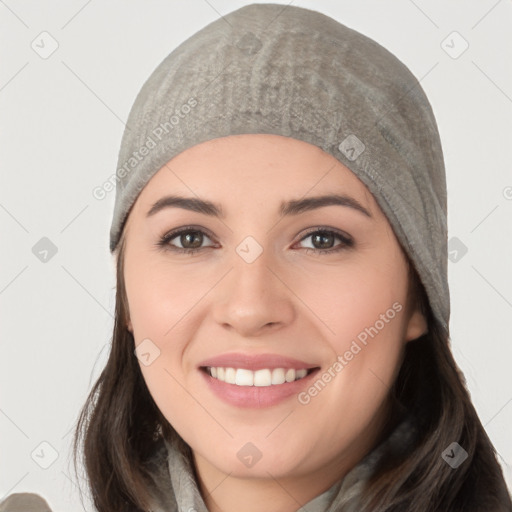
[1,1,511,510]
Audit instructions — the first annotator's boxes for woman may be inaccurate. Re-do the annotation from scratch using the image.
[71,3,512,511]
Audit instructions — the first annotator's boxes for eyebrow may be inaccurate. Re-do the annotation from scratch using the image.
[146,193,372,219]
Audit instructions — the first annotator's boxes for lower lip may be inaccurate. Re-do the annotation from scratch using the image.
[199,368,320,408]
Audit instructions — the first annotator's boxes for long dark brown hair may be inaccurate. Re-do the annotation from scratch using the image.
[73,229,512,511]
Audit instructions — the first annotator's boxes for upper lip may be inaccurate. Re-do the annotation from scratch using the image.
[198,353,319,371]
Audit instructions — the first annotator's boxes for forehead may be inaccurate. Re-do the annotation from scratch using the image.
[136,134,376,211]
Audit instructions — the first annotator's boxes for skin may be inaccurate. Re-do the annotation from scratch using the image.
[122,134,427,512]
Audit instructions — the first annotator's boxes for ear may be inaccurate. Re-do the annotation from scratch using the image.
[404,304,428,342]
[127,318,133,333]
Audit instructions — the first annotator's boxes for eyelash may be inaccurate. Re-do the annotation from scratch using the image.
[156,226,354,256]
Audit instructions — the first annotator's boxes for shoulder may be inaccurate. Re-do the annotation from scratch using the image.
[0,493,53,512]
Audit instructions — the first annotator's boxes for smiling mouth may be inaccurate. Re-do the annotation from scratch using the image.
[201,366,318,387]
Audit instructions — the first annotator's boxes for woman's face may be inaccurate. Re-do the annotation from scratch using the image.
[122,134,427,488]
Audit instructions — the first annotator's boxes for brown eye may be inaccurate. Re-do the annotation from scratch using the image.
[312,231,336,249]
[178,231,204,249]
[297,229,353,255]
[157,227,216,254]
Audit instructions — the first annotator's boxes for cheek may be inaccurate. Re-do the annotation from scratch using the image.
[124,250,205,342]
[124,252,209,406]
[294,257,408,408]
[295,263,407,431]
[297,254,408,345]
[125,259,205,438]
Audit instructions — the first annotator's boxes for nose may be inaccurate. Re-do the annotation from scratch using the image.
[211,247,296,338]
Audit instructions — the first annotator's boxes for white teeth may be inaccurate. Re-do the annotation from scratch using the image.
[285,369,296,382]
[271,368,286,385]
[254,369,271,387]
[296,369,307,379]
[207,366,310,387]
[235,368,253,386]
[225,367,236,384]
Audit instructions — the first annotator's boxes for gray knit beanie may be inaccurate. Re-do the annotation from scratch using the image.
[109,3,450,333]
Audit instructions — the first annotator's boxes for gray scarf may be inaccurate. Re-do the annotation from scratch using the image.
[145,414,418,511]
